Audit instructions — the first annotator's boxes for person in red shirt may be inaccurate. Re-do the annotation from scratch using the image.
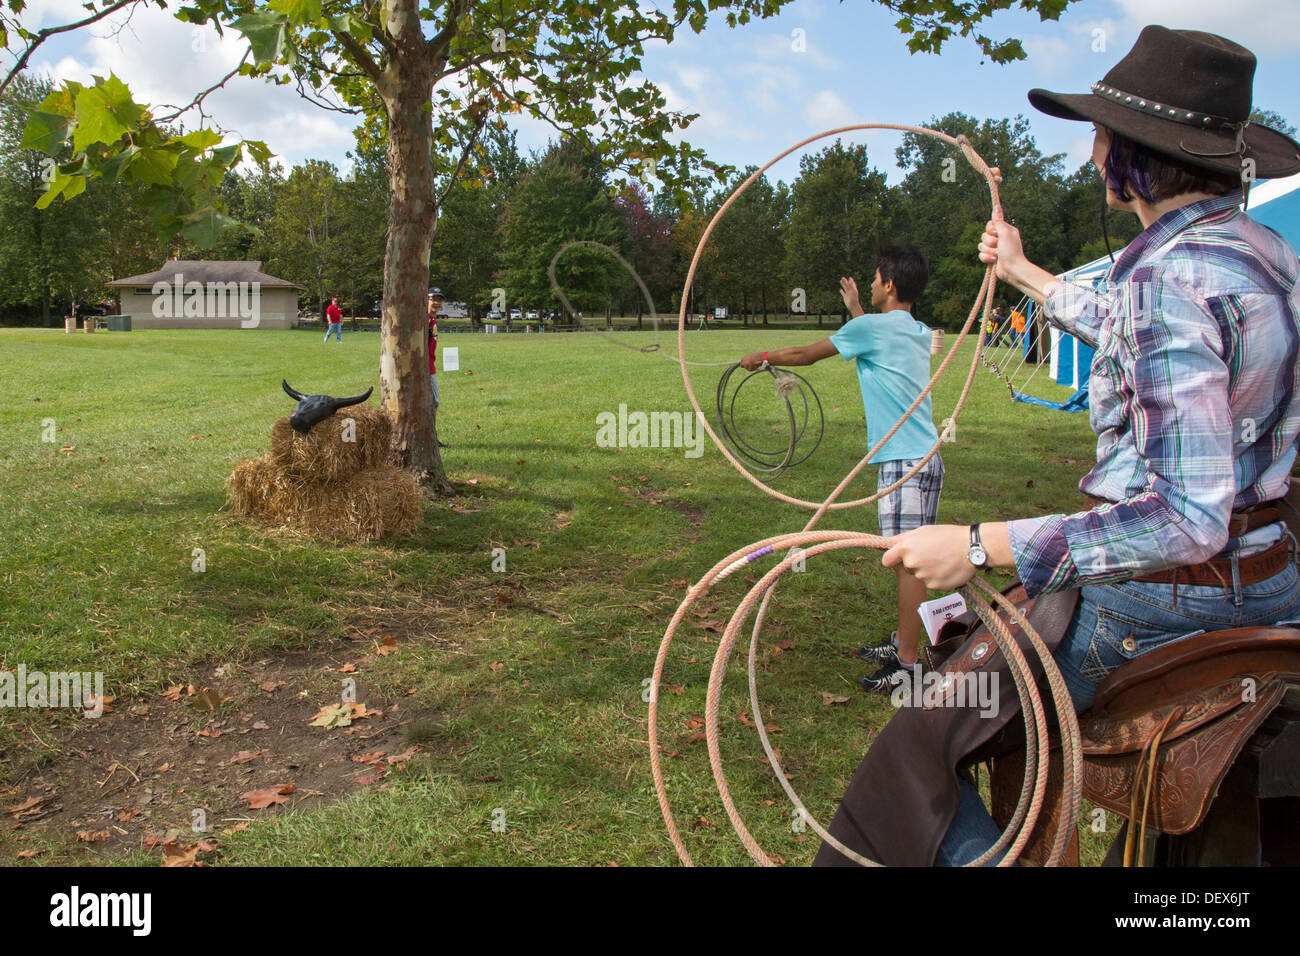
[324,297,343,343]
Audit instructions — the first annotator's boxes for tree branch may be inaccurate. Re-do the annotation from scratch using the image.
[333,27,384,80]
[0,0,141,98]
[154,50,251,123]
[427,0,470,62]
[434,110,489,210]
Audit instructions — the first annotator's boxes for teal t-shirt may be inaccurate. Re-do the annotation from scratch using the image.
[829,309,938,462]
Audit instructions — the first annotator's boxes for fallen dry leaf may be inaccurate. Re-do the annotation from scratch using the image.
[189,688,227,711]
[821,692,851,706]
[258,680,285,693]
[241,784,294,810]
[76,829,111,843]
[227,749,266,765]
[308,701,377,729]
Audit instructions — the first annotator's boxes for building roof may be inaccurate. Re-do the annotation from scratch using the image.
[108,260,304,290]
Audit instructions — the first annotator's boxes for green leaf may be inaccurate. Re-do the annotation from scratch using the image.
[59,174,86,201]
[243,139,274,164]
[19,110,72,154]
[34,174,71,209]
[180,207,238,248]
[179,128,223,151]
[211,142,242,167]
[270,0,320,25]
[72,82,130,151]
[231,11,292,66]
[327,12,371,42]
[96,144,141,180]
[129,147,181,186]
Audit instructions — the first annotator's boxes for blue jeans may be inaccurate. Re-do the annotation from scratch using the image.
[934,559,1300,866]
[326,321,342,342]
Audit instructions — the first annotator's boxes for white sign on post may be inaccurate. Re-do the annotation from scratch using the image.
[917,592,968,644]
[443,347,460,371]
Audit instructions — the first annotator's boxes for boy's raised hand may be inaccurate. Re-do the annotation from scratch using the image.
[839,276,862,316]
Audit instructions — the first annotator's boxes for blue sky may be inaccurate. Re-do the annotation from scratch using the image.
[14,0,1300,188]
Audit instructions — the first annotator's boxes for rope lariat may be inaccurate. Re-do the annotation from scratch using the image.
[714,363,824,477]
[650,124,1084,867]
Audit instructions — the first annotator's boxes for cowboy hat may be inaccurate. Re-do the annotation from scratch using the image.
[1028,25,1300,179]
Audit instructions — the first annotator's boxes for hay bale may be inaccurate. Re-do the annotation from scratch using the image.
[226,454,282,518]
[227,457,421,542]
[270,405,392,483]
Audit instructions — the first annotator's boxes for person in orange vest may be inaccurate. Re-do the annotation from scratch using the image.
[1010,308,1026,345]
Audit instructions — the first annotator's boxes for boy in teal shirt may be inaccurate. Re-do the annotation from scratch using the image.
[739,243,940,693]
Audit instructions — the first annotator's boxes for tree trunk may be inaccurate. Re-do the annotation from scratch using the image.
[379,42,449,493]
[761,287,768,326]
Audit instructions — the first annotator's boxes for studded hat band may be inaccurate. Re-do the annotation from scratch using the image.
[1090,81,1244,133]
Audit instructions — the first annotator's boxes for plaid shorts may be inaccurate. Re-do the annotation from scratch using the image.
[877,454,944,537]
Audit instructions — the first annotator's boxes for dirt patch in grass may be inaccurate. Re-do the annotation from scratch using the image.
[0,632,454,866]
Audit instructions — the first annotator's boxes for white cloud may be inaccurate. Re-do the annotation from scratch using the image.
[1113,0,1300,54]
[26,5,358,170]
[802,89,860,129]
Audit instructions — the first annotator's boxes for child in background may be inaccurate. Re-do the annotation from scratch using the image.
[739,243,942,692]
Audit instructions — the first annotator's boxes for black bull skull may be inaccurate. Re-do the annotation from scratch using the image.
[282,380,374,433]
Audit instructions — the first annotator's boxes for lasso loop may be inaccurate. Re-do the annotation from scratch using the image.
[547,239,730,367]
[649,122,1083,867]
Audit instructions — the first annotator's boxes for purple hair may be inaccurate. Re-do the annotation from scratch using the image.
[1103,132,1158,203]
[1101,128,1238,203]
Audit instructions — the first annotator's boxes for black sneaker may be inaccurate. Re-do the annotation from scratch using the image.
[857,662,913,695]
[857,631,900,666]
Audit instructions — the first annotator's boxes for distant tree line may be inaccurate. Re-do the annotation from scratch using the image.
[3,69,1293,330]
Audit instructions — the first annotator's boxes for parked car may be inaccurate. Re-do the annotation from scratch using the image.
[509,309,522,320]
[525,310,538,320]
[488,309,502,320]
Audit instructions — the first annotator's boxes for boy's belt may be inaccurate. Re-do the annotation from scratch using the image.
[1083,496,1289,586]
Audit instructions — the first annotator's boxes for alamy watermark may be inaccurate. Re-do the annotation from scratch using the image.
[151,274,261,328]
[596,404,705,458]
[890,660,999,718]
[0,665,106,718]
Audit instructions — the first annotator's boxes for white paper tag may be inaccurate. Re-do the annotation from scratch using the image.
[443,347,460,371]
[918,592,968,644]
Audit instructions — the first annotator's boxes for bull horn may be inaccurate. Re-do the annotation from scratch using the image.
[331,386,374,410]
[282,379,306,401]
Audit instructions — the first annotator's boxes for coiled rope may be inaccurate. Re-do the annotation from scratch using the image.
[648,123,1084,867]
[714,362,824,477]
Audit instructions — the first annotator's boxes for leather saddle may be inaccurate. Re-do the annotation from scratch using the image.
[985,623,1300,866]
[1076,626,1300,863]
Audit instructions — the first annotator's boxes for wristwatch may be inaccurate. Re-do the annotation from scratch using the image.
[968,524,988,569]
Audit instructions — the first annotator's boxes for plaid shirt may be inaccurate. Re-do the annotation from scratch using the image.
[1007,189,1300,596]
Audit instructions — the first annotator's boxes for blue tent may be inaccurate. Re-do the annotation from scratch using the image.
[1035,173,1300,413]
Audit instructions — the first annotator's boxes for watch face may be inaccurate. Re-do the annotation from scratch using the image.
[969,545,987,567]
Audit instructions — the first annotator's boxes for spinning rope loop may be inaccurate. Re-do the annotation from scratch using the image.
[714,362,824,477]
[649,123,1084,867]
[547,239,731,368]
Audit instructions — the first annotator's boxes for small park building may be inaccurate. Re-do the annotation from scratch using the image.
[108,261,303,330]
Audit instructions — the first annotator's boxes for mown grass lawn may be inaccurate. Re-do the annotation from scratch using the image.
[0,324,1113,866]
